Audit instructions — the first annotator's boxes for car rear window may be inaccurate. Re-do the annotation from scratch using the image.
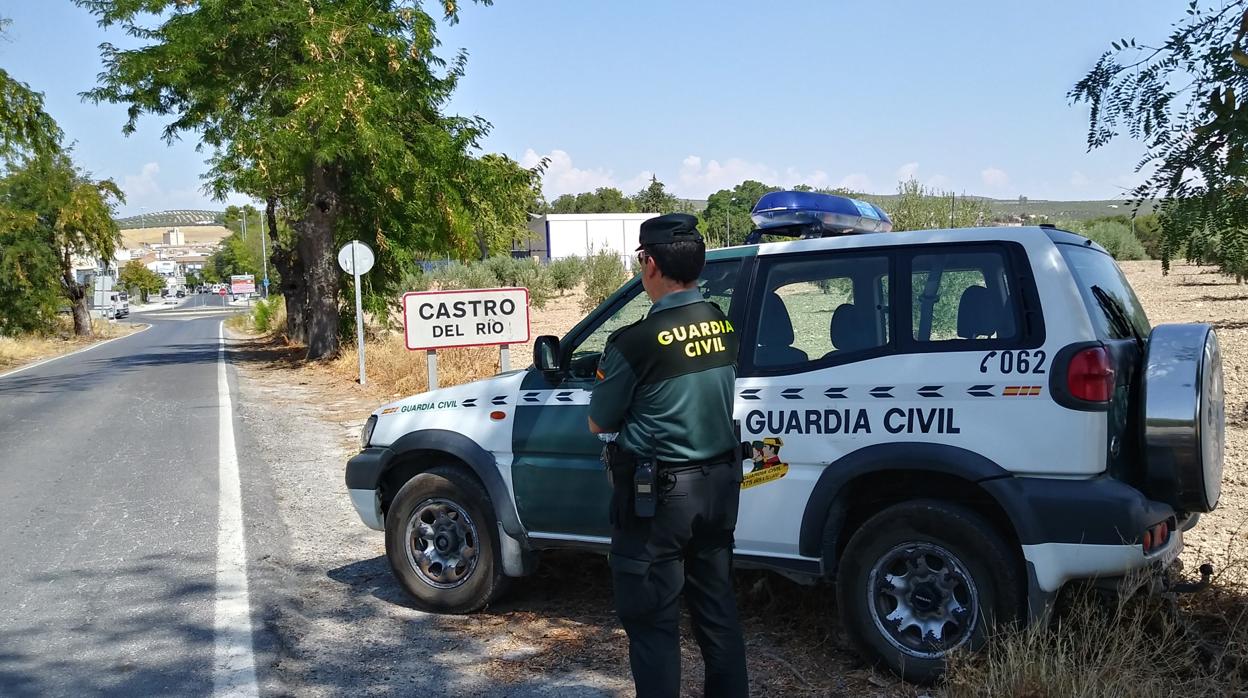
[1058,244,1150,340]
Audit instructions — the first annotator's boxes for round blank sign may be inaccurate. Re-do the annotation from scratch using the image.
[337,240,375,275]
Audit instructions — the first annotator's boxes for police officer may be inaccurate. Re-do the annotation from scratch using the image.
[588,213,748,698]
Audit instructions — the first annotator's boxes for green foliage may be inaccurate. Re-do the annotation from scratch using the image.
[251,297,284,333]
[862,179,993,232]
[0,206,60,335]
[1082,214,1162,258]
[1069,220,1148,260]
[1070,1,1248,276]
[581,251,628,312]
[185,271,202,288]
[701,180,781,247]
[0,149,123,335]
[211,232,263,281]
[118,260,164,301]
[77,0,536,356]
[514,259,553,309]
[548,256,586,293]
[549,187,636,214]
[633,175,678,214]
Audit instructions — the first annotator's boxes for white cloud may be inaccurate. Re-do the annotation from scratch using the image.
[896,162,920,181]
[116,160,251,216]
[123,162,162,200]
[980,167,1010,191]
[523,148,875,200]
[926,174,953,190]
[1070,170,1090,188]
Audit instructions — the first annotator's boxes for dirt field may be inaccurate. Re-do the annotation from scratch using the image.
[236,259,1246,696]
[119,224,232,248]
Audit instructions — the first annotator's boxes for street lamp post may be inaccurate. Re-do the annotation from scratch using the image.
[260,209,269,299]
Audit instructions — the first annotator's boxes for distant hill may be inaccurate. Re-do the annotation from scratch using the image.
[119,225,232,248]
[114,209,224,229]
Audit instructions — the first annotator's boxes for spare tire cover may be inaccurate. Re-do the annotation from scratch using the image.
[1142,323,1225,513]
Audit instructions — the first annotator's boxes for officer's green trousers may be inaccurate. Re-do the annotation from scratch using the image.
[609,462,749,698]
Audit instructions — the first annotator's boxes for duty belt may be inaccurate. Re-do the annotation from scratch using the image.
[656,449,736,472]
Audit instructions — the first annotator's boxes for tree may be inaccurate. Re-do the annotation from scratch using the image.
[871,179,992,232]
[700,180,780,247]
[78,0,530,358]
[0,150,123,336]
[118,259,164,301]
[633,175,678,214]
[1071,0,1248,279]
[547,187,635,214]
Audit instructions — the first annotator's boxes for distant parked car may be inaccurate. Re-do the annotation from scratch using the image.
[176,289,186,298]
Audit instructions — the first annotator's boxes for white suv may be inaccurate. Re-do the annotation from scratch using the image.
[346,191,1224,681]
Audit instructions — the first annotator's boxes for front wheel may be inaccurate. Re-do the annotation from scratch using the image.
[836,500,1022,684]
[385,465,506,613]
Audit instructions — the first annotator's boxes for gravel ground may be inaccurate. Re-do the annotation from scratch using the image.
[230,259,1245,697]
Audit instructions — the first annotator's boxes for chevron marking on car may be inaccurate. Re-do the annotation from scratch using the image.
[869,386,894,399]
[824,387,848,399]
[522,391,541,403]
[917,385,943,398]
[555,391,574,402]
[740,388,762,400]
[1003,385,1043,397]
[460,398,478,407]
[781,388,803,400]
[968,384,995,397]
[491,395,508,405]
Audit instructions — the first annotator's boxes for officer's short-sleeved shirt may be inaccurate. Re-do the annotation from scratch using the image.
[589,288,739,462]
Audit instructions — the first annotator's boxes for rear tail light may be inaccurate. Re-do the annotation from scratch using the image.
[1142,521,1172,554]
[1067,346,1115,402]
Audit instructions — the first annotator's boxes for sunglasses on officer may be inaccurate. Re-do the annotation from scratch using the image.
[635,249,650,268]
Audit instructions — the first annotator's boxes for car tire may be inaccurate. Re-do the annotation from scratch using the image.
[385,465,506,613]
[836,499,1022,684]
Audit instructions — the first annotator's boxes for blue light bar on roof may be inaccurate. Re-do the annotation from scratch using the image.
[750,190,892,234]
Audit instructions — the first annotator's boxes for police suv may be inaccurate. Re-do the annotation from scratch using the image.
[346,191,1224,682]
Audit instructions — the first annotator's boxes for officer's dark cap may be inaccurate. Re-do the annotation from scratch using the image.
[636,213,703,250]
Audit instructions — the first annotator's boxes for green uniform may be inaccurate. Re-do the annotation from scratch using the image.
[588,288,739,461]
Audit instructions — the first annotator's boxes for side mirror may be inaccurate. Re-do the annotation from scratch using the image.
[533,335,562,377]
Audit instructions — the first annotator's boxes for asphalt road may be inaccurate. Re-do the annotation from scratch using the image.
[0,308,247,696]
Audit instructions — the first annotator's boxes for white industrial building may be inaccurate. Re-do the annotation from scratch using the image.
[522,213,659,267]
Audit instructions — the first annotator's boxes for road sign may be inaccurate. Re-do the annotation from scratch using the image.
[230,274,255,295]
[402,288,531,351]
[218,287,227,297]
[262,278,270,288]
[337,241,375,275]
[338,241,376,385]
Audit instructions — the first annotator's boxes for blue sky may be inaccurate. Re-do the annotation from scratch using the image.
[2,1,1177,216]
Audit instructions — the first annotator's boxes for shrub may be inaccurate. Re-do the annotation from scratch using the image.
[484,255,524,287]
[581,251,628,312]
[548,256,586,293]
[1078,221,1148,260]
[515,261,554,309]
[434,261,497,290]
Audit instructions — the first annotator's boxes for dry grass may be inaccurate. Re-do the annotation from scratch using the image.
[0,318,143,371]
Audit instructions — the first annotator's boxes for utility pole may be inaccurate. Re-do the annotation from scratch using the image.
[949,193,956,227]
[241,210,247,242]
[260,208,270,299]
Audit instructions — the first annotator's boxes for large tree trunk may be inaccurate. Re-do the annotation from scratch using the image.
[61,249,92,337]
[266,197,307,343]
[298,164,342,359]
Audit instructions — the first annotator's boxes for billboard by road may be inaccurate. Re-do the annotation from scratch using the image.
[230,274,256,295]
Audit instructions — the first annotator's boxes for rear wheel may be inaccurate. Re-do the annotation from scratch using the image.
[836,500,1022,684]
[385,465,506,613]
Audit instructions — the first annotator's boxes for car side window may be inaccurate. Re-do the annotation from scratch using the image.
[567,258,744,379]
[910,250,1018,343]
[751,254,891,369]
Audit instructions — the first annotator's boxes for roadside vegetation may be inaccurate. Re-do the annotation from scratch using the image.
[0,316,140,371]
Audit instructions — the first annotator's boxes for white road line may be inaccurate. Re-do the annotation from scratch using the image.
[0,323,152,380]
[214,321,259,697]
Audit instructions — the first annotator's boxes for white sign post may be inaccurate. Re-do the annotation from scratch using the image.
[402,287,531,390]
[337,241,376,386]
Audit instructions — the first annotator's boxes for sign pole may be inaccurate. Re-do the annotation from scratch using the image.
[353,242,366,386]
[500,344,510,372]
[426,350,438,390]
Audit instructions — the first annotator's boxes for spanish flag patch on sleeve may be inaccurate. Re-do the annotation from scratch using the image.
[595,368,605,381]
